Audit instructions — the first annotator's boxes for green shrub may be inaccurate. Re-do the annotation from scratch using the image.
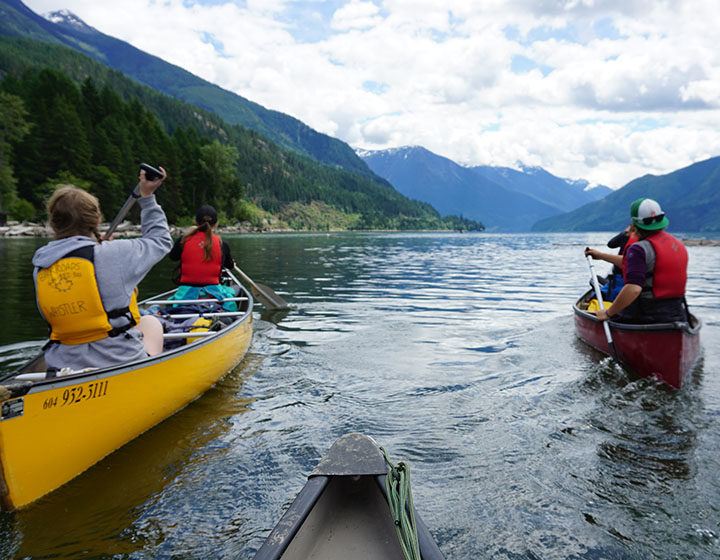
[10,198,35,222]
[233,199,268,227]
[175,215,195,227]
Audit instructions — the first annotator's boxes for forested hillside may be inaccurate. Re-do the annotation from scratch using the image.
[0,36,482,231]
[0,0,372,177]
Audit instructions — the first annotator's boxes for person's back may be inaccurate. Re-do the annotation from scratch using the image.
[620,227,688,323]
[177,228,223,285]
[585,198,689,325]
[168,205,236,310]
[33,171,172,372]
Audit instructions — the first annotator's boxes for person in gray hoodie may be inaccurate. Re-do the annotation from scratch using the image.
[32,167,173,372]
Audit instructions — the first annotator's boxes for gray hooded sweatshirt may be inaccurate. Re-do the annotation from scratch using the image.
[32,195,173,371]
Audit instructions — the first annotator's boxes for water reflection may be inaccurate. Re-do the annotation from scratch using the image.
[564,355,712,556]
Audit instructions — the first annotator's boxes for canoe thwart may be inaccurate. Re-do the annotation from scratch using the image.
[140,296,248,305]
[157,311,247,319]
[12,367,99,382]
[162,331,218,340]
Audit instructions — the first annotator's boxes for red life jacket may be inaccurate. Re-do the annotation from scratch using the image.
[622,231,639,255]
[613,231,639,275]
[622,231,687,298]
[179,231,222,285]
[646,231,687,298]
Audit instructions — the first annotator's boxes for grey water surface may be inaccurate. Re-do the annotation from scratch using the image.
[1,232,719,559]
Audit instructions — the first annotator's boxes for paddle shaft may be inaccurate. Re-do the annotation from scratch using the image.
[586,255,618,359]
[104,182,141,240]
[231,264,289,310]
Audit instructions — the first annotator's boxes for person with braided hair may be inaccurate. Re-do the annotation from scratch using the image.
[168,205,237,310]
[32,167,172,371]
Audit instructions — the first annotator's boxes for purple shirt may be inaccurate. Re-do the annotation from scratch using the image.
[624,243,648,286]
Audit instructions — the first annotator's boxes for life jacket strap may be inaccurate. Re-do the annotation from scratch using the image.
[106,306,137,337]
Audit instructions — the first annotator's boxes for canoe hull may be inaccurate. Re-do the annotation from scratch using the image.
[573,290,701,389]
[254,433,445,560]
[0,287,253,510]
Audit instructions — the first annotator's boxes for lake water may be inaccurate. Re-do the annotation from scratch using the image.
[1,232,719,559]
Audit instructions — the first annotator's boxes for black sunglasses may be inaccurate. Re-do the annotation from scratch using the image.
[641,213,664,225]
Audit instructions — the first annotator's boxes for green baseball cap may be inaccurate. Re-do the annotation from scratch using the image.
[630,198,669,230]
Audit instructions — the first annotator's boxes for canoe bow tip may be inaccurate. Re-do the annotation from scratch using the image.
[310,433,388,478]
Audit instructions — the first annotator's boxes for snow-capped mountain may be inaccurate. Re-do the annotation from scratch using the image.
[358,146,611,231]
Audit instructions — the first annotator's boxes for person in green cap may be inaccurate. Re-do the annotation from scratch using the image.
[584,198,689,324]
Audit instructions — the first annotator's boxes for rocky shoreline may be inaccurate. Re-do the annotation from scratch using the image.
[0,220,290,238]
[682,238,720,246]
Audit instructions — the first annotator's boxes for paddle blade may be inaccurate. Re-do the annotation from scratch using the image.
[232,265,289,310]
[251,282,290,310]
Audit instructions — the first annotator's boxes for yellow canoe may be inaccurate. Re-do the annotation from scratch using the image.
[0,270,253,510]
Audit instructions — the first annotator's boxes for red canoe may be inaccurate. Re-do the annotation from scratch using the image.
[573,289,702,389]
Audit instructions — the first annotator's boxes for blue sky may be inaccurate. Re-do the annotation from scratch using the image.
[25,0,720,188]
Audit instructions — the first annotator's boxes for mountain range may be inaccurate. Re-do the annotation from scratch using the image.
[359,146,611,231]
[1,0,717,232]
[533,156,720,233]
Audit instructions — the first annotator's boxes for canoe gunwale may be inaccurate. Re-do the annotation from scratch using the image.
[253,476,329,560]
[573,289,701,336]
[374,473,446,560]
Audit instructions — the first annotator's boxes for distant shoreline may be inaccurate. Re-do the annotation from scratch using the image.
[682,238,720,246]
[1,222,718,244]
[0,221,456,238]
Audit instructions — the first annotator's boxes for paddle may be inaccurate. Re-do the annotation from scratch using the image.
[232,264,289,310]
[586,254,618,361]
[103,163,162,240]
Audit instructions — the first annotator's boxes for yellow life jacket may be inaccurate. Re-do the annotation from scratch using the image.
[186,317,213,344]
[36,246,141,345]
[587,298,612,312]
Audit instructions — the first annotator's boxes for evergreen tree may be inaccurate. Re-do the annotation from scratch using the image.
[198,140,240,209]
[0,92,30,214]
[44,94,92,176]
[172,127,204,215]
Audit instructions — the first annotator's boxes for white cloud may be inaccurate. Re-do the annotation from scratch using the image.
[331,0,382,30]
[21,0,720,188]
